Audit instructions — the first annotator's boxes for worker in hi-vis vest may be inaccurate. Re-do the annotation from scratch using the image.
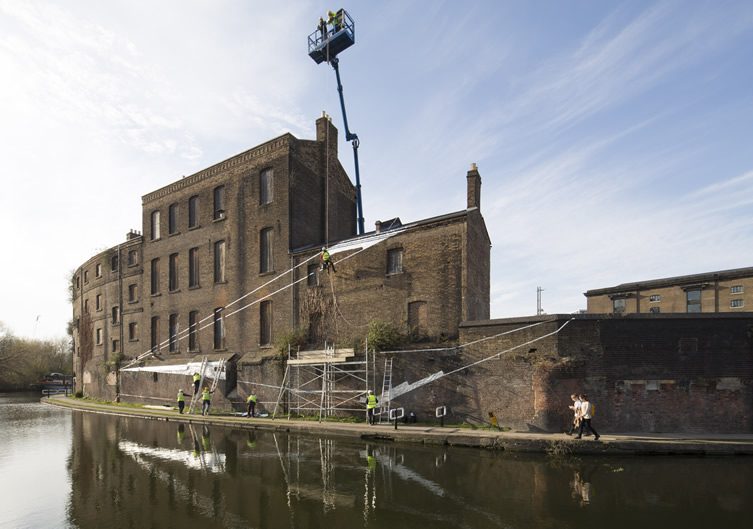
[201,386,214,416]
[320,247,336,273]
[246,393,257,418]
[177,389,189,414]
[366,390,379,425]
[192,372,201,394]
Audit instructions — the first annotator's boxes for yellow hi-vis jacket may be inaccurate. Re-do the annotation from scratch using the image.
[367,394,378,409]
[202,389,211,401]
[247,394,257,403]
[177,391,185,402]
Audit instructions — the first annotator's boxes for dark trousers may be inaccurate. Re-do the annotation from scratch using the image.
[194,380,200,394]
[247,402,255,417]
[202,400,210,416]
[178,401,185,414]
[578,418,598,438]
[367,408,375,424]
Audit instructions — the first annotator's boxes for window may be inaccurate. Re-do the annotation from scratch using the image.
[213,185,225,220]
[95,263,102,278]
[260,168,273,205]
[214,240,226,283]
[75,275,80,288]
[150,316,160,353]
[649,294,661,303]
[188,311,199,351]
[387,248,403,274]
[151,210,161,240]
[112,339,119,353]
[84,299,89,313]
[731,285,744,294]
[128,322,138,341]
[111,306,120,324]
[260,228,273,273]
[612,298,626,314]
[150,258,160,295]
[168,203,178,235]
[408,301,428,336]
[96,294,102,311]
[213,308,224,350]
[84,270,89,283]
[686,289,702,313]
[96,328,102,345]
[128,283,137,303]
[111,255,119,272]
[731,299,744,308]
[649,307,661,314]
[189,247,200,288]
[260,300,272,346]
[307,263,319,287]
[188,195,199,228]
[128,249,138,266]
[168,313,178,352]
[169,253,179,291]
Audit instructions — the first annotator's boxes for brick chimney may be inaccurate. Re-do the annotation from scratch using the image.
[316,111,338,156]
[467,163,481,210]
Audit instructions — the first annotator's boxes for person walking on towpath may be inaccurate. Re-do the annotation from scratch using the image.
[575,394,599,440]
[246,392,257,418]
[366,389,379,425]
[192,372,201,394]
[201,386,214,416]
[177,389,190,414]
[320,247,336,273]
[566,394,582,435]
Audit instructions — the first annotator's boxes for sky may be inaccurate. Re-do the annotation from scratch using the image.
[1,0,753,340]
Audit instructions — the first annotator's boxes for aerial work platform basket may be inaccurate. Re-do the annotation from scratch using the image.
[308,9,355,64]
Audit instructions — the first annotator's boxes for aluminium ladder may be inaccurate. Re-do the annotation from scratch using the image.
[378,358,393,423]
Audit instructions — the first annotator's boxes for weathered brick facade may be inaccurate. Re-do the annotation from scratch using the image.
[70,116,491,405]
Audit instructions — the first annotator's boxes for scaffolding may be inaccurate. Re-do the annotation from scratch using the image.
[276,343,376,421]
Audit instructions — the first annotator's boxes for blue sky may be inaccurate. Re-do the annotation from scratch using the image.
[1,0,752,339]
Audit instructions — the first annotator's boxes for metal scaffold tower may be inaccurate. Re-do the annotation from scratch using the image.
[275,343,376,421]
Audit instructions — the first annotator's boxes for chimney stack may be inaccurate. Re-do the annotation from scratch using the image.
[467,163,481,210]
[375,220,382,234]
[316,112,338,156]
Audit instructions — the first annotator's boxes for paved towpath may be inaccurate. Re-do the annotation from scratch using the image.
[45,396,753,456]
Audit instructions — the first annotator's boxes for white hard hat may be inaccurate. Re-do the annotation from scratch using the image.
[368,389,373,394]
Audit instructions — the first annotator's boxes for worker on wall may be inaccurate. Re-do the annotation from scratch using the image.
[247,392,257,418]
[177,389,190,414]
[192,372,201,394]
[201,386,214,416]
[366,389,379,425]
[320,247,337,273]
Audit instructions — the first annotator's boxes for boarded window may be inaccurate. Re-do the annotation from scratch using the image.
[169,313,178,352]
[260,300,272,346]
[307,263,319,287]
[151,210,161,240]
[387,248,403,274]
[213,308,224,350]
[168,203,178,234]
[169,253,179,291]
[128,283,137,303]
[214,240,226,283]
[128,322,138,341]
[260,228,273,273]
[189,247,200,287]
[686,289,701,313]
[612,298,626,314]
[111,255,119,272]
[188,195,199,228]
[260,168,273,204]
[95,263,102,277]
[111,306,119,324]
[188,311,199,351]
[150,258,160,295]
[408,301,428,336]
[150,316,160,352]
[213,185,225,220]
[128,249,138,266]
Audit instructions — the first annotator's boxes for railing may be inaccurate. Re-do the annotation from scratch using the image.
[307,10,355,54]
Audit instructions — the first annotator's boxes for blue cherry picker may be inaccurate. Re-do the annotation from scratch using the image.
[308,9,365,235]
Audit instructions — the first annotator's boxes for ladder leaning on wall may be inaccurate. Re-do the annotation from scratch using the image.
[378,357,393,423]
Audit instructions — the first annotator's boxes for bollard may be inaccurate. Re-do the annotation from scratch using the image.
[435,405,447,428]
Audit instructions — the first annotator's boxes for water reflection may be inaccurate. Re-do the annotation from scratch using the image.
[60,409,753,529]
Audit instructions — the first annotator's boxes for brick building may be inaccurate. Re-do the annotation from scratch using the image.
[585,267,753,315]
[70,115,491,401]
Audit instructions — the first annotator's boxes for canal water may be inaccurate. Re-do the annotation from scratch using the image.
[1,393,752,529]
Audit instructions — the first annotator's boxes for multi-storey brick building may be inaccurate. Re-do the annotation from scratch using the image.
[584,267,753,315]
[70,115,491,400]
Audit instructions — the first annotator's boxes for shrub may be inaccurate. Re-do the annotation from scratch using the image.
[366,320,403,352]
[276,328,308,355]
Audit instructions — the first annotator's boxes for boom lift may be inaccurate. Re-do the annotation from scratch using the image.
[308,9,365,235]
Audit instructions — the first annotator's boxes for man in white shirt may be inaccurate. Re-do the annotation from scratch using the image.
[575,394,600,441]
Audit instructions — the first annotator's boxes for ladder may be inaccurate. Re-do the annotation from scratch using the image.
[187,356,208,415]
[209,359,226,394]
[378,357,393,423]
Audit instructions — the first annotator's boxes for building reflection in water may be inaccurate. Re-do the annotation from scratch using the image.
[67,411,753,529]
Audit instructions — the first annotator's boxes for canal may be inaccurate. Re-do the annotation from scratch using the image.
[1,393,752,528]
